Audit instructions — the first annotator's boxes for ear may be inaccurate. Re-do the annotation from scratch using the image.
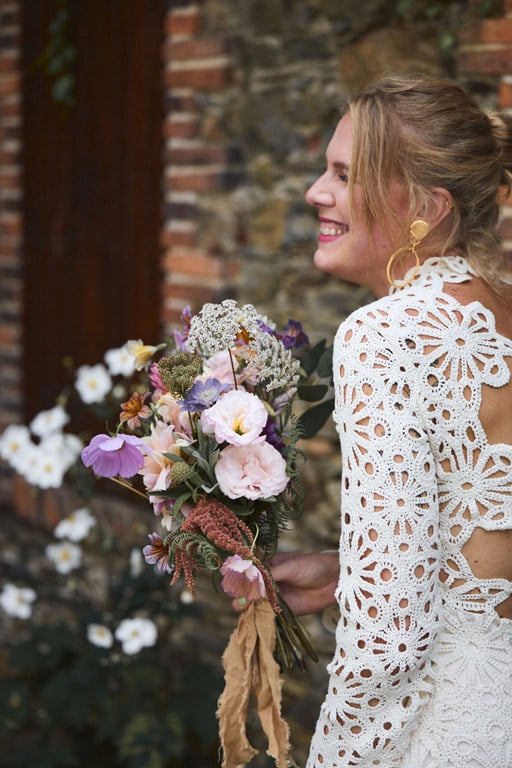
[421,187,454,229]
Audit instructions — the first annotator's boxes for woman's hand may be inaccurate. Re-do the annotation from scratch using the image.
[269,551,339,616]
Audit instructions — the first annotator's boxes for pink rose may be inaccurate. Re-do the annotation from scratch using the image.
[220,555,266,602]
[200,389,267,446]
[215,441,289,500]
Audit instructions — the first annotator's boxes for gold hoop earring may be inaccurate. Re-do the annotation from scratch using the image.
[386,219,430,289]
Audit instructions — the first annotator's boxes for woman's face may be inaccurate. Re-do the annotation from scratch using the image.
[306,113,409,297]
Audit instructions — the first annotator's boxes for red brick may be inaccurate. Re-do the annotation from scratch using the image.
[163,249,224,279]
[457,48,512,75]
[162,281,218,306]
[0,325,21,345]
[165,9,202,37]
[164,65,232,90]
[0,73,21,95]
[164,170,223,193]
[164,38,227,61]
[460,18,512,44]
[160,229,198,249]
[167,145,226,165]
[163,117,199,140]
[499,79,512,106]
[498,214,512,238]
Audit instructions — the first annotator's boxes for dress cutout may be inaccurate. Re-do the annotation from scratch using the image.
[307,256,512,768]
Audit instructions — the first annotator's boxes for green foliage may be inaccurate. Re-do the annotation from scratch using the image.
[37,0,76,108]
[0,566,222,768]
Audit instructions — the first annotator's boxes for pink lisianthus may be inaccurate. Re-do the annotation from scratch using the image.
[154,393,192,436]
[203,349,258,388]
[215,441,289,500]
[81,433,145,478]
[220,554,266,602]
[139,422,191,493]
[200,389,268,446]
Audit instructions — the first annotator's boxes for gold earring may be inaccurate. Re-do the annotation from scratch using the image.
[386,219,430,289]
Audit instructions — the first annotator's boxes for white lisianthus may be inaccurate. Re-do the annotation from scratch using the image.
[75,364,112,404]
[46,541,82,574]
[54,507,96,542]
[0,424,33,471]
[87,623,114,649]
[200,389,268,446]
[104,343,137,377]
[115,617,157,655]
[0,583,37,619]
[29,405,69,438]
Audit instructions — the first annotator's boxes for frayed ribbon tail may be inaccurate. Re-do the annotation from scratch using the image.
[217,599,293,768]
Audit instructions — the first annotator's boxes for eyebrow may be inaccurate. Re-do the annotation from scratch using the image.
[332,161,350,172]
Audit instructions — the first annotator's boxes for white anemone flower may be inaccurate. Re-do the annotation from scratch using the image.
[129,547,144,577]
[30,444,68,489]
[46,541,82,574]
[54,507,96,542]
[29,405,69,438]
[115,617,157,655]
[75,364,112,404]
[0,424,33,471]
[104,343,137,377]
[0,583,37,619]
[87,623,114,649]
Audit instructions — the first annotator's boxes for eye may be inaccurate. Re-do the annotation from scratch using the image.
[337,173,349,183]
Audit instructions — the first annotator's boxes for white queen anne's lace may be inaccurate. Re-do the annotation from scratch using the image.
[308,257,512,768]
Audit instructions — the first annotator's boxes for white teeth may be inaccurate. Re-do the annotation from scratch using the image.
[320,224,348,236]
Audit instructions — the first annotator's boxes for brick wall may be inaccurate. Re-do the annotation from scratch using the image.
[160,3,238,330]
[0,0,23,499]
[2,0,512,502]
[457,0,512,255]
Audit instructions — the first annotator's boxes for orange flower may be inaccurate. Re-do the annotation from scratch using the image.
[119,391,151,429]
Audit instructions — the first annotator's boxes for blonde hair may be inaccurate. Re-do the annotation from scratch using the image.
[347,74,512,293]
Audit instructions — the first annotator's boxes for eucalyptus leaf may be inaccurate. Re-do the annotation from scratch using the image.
[297,397,335,439]
[297,384,329,402]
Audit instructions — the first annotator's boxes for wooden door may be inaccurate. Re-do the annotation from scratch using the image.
[22,0,164,422]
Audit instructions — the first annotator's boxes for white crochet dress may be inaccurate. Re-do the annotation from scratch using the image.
[307,256,512,768]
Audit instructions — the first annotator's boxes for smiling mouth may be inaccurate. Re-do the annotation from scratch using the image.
[318,219,349,240]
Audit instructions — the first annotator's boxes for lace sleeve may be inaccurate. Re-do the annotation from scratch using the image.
[322,311,442,766]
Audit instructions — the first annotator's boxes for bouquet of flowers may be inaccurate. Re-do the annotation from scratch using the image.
[79,300,332,767]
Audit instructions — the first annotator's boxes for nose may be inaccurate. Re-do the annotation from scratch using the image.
[305,173,335,208]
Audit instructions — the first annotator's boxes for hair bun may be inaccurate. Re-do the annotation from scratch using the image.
[487,110,512,176]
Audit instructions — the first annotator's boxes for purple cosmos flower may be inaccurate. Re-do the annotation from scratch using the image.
[143,533,173,574]
[81,433,145,478]
[178,378,230,413]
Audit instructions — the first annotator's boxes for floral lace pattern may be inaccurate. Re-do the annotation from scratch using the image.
[307,257,512,767]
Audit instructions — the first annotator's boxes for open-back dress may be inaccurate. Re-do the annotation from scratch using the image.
[307,256,512,768]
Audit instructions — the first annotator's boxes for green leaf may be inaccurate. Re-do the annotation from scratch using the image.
[299,339,327,376]
[297,397,334,439]
[297,384,328,402]
[317,345,333,379]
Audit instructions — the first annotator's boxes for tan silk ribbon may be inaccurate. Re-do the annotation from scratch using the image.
[217,599,294,768]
